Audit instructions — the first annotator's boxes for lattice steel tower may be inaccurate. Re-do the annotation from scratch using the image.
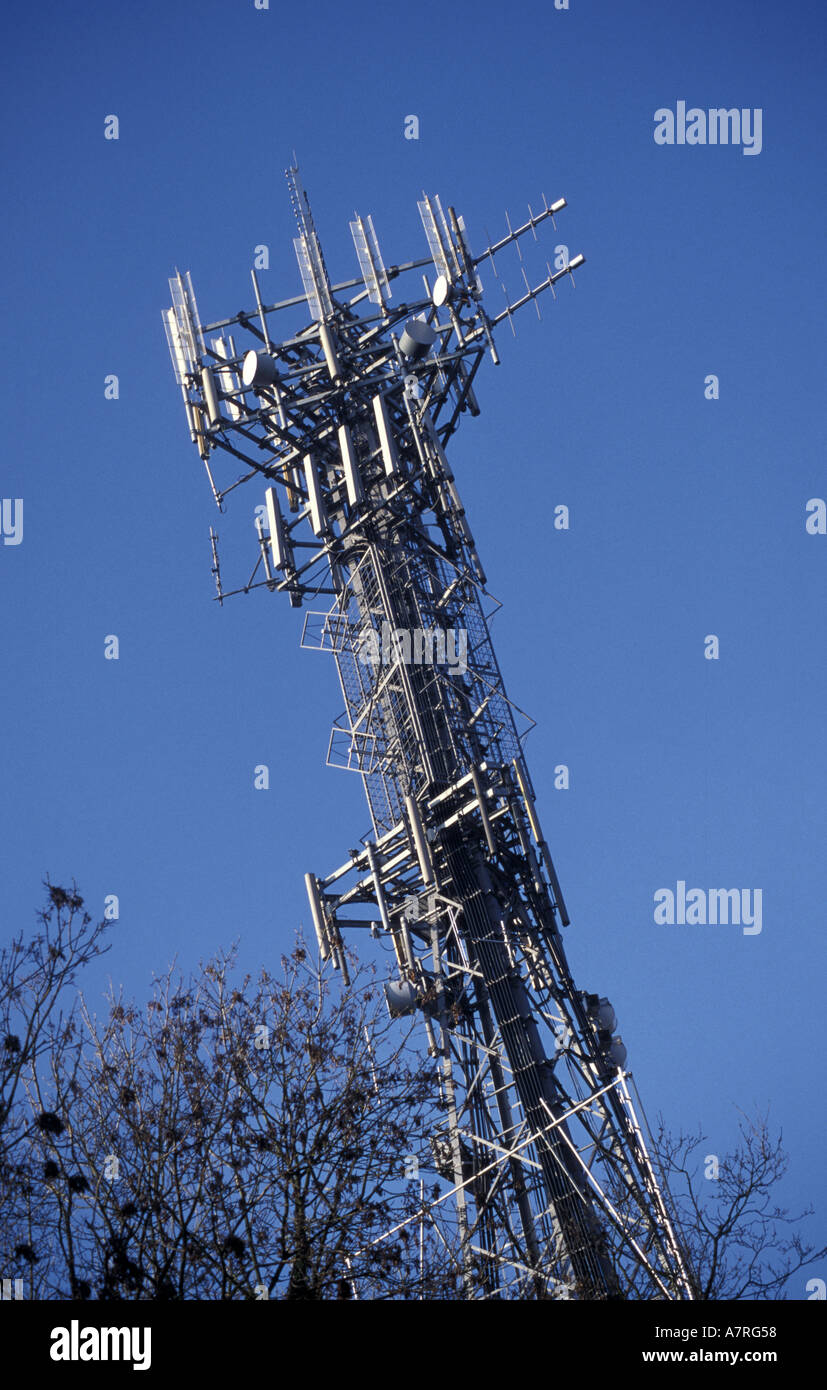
[163,166,696,1301]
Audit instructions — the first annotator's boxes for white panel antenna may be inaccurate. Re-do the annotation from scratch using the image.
[294,233,333,322]
[264,485,292,572]
[303,453,329,536]
[163,306,202,448]
[163,308,189,385]
[349,214,391,306]
[168,270,205,369]
[211,337,243,420]
[418,194,461,283]
[372,393,399,476]
[338,423,364,506]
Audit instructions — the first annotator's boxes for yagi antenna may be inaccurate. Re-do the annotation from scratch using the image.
[491,254,584,330]
[349,213,391,306]
[473,198,567,272]
[500,282,517,337]
[483,226,498,278]
[504,210,522,262]
[541,192,561,232]
[521,265,542,320]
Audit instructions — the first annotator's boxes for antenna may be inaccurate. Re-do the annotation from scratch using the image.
[349,213,391,306]
[418,193,461,284]
[210,337,243,420]
[208,526,223,604]
[163,307,189,385]
[473,199,567,272]
[490,253,585,328]
[167,270,205,368]
[286,163,334,321]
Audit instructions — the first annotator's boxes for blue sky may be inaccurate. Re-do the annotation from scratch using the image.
[1,0,825,1293]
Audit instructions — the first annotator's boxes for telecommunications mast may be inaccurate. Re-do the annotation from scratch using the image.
[163,164,695,1300]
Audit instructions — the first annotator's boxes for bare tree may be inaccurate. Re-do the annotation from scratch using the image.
[4,884,824,1302]
[1,888,459,1299]
[0,881,111,1295]
[1,881,110,1142]
[651,1110,827,1300]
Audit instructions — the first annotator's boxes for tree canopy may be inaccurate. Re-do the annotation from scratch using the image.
[2,883,823,1301]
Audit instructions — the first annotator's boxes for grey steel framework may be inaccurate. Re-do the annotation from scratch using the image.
[163,167,696,1301]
